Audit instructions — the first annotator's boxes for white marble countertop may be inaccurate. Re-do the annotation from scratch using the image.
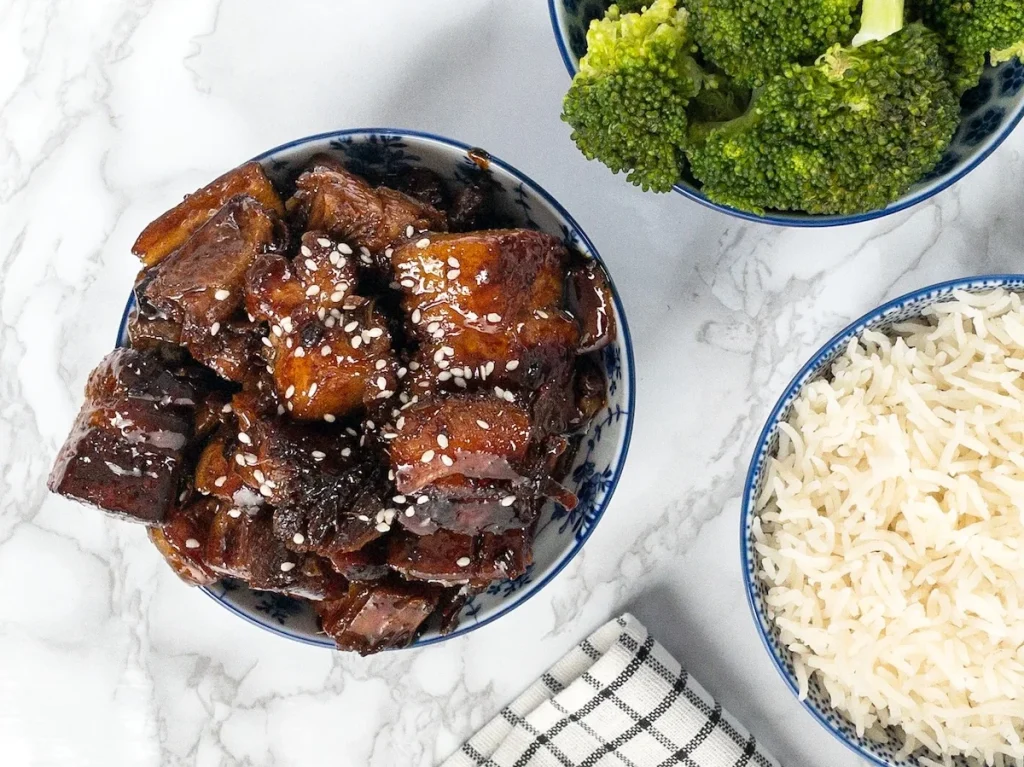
[3,1,1023,765]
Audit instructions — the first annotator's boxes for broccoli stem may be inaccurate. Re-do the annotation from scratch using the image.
[852,0,905,48]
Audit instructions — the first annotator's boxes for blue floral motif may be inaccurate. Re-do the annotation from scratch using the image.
[254,592,303,625]
[921,150,960,182]
[603,343,622,395]
[453,152,504,192]
[960,77,993,114]
[963,107,1007,146]
[330,134,421,180]
[512,182,540,230]
[1001,58,1024,97]
[485,565,535,597]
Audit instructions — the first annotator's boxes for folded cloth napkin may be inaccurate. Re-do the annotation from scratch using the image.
[443,614,780,767]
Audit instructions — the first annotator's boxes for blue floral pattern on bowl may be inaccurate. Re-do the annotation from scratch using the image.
[116,129,635,650]
[548,0,1024,228]
[740,275,1024,766]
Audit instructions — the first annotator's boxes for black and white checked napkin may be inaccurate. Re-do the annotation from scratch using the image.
[443,614,779,767]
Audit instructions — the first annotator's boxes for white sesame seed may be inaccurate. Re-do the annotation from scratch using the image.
[308,382,318,398]
[238,432,252,445]
[464,366,473,378]
[375,522,391,533]
[366,420,375,430]
[316,237,332,248]
[235,454,246,466]
[368,327,384,338]
[415,238,430,248]
[401,279,415,288]
[485,361,495,375]
[253,470,266,484]
[295,346,305,357]
[421,449,435,463]
[281,316,293,333]
[411,309,422,323]
[501,495,517,506]
[406,225,414,238]
[344,321,359,332]
[210,322,221,336]
[306,285,320,296]
[438,371,452,381]
[293,532,306,545]
[262,336,273,348]
[427,321,440,333]
[440,455,453,467]
[476,420,490,430]
[272,324,283,337]
[454,377,467,388]
[228,508,241,518]
[494,386,505,398]
[352,336,362,349]
[408,360,421,370]
[280,561,296,572]
[451,368,463,378]
[361,253,373,265]
[341,447,352,457]
[321,345,331,356]
[311,450,325,460]
[393,495,407,505]
[438,360,450,370]
[287,402,293,411]
[214,289,231,301]
[260,484,273,497]
[330,291,344,302]
[305,258,318,272]
[447,257,460,268]
[506,360,520,371]
[213,475,227,488]
[486,313,502,323]
[437,434,449,449]
[301,245,312,257]
[456,556,471,567]
[442,346,455,356]
[182,538,199,550]
[317,308,327,320]
[285,338,293,349]
[221,403,233,414]
[338,243,353,255]
[324,414,336,423]
[504,390,514,402]
[356,514,370,522]
[447,269,460,280]
[536,310,549,319]
[405,507,416,517]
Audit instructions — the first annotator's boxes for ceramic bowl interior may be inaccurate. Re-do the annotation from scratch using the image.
[741,275,1024,766]
[548,0,1024,227]
[117,129,635,649]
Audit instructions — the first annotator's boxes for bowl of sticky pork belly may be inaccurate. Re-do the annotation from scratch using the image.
[47,128,635,653]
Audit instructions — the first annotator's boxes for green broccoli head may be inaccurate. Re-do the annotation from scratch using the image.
[917,0,1023,91]
[561,0,703,192]
[687,15,960,215]
[690,0,861,87]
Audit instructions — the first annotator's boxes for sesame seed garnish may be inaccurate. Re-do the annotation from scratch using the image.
[438,371,452,381]
[451,368,463,378]
[221,403,233,414]
[316,237,332,248]
[262,336,273,347]
[409,309,422,325]
[260,484,273,497]
[366,420,376,430]
[393,495,408,505]
[324,414,336,423]
[486,313,501,323]
[442,346,455,356]
[330,291,344,302]
[447,269,460,280]
[317,308,327,320]
[440,455,453,466]
[351,336,362,349]
[401,279,415,288]
[421,449,435,463]
[253,469,266,484]
[214,289,231,301]
[210,322,221,336]
[506,360,519,371]
[504,390,514,402]
[338,243,353,255]
[464,366,473,378]
[247,313,256,322]
[368,327,384,339]
[287,402,293,411]
[306,285,320,296]
[308,382,318,398]
[228,508,241,518]
[281,317,293,333]
[280,561,296,572]
[311,450,325,461]
[361,253,373,265]
[447,257,460,268]
[405,507,416,517]
[301,245,313,257]
[456,556,471,567]
[494,386,505,398]
[437,434,449,449]
[182,538,200,550]
[536,310,549,319]
[501,495,517,507]
[427,322,440,334]
[238,432,252,445]
[272,324,283,337]
[415,238,430,248]
[408,360,421,371]
[341,447,352,457]
[477,420,490,429]
[418,496,429,505]
[454,378,467,388]
[321,345,331,356]
[375,522,391,533]
[293,532,306,545]
[295,347,306,357]
[344,321,359,332]
[485,361,495,375]
[406,225,415,238]
[438,360,450,370]
[305,258,318,271]
[235,454,245,466]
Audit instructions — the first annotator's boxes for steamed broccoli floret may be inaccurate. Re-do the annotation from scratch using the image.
[917,0,1024,91]
[686,0,961,215]
[561,0,705,192]
[690,0,861,86]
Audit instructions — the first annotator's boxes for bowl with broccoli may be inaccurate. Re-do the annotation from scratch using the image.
[549,0,1024,226]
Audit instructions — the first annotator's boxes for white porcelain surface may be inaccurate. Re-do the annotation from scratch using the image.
[3,1,1023,766]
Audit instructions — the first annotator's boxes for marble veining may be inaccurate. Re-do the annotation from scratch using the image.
[2,1,1023,766]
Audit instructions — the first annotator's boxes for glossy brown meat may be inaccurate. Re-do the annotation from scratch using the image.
[290,163,446,256]
[270,302,399,420]
[391,167,448,211]
[387,527,533,585]
[244,231,359,327]
[133,162,284,267]
[194,432,266,511]
[205,507,345,600]
[387,393,532,494]
[391,230,579,397]
[447,184,493,232]
[181,318,263,384]
[48,349,196,526]
[316,579,441,654]
[568,260,617,354]
[326,541,389,582]
[396,489,539,537]
[148,497,219,586]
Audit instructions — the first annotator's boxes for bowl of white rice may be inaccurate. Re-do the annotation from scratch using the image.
[743,276,1024,767]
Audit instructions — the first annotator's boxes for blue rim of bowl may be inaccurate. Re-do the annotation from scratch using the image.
[117,127,637,650]
[739,274,1024,765]
[546,0,1024,228]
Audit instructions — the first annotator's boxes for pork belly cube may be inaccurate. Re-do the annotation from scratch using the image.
[315,579,441,654]
[133,162,284,267]
[47,349,196,526]
[387,393,532,494]
[326,541,390,582]
[148,497,219,586]
[386,527,533,585]
[194,432,266,511]
[204,507,344,600]
[271,303,399,420]
[244,232,359,327]
[181,318,263,384]
[396,485,539,537]
[568,259,617,354]
[290,162,446,257]
[391,230,580,396]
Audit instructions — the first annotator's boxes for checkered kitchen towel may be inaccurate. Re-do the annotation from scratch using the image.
[443,614,779,767]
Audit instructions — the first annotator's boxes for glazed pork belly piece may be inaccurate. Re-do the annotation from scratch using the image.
[132,162,284,267]
[148,497,219,586]
[288,157,447,260]
[315,578,442,655]
[389,230,580,399]
[387,526,534,586]
[48,348,196,525]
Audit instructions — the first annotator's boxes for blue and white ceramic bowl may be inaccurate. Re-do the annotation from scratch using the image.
[548,0,1024,228]
[118,128,635,649]
[741,275,1024,766]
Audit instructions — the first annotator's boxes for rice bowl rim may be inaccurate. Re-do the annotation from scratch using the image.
[739,274,1024,767]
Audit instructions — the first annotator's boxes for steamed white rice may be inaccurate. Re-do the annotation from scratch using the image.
[755,288,1024,766]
